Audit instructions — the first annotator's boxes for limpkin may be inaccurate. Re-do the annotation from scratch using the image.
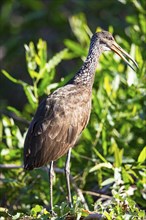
[24,30,137,213]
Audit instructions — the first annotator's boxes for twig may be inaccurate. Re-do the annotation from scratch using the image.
[0,164,65,173]
[0,164,23,169]
[82,190,112,199]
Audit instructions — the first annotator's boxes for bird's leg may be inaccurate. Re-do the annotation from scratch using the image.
[65,148,73,208]
[49,161,56,216]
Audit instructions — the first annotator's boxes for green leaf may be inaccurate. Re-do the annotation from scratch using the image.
[69,13,91,44]
[89,162,113,173]
[12,212,21,220]
[64,39,86,56]
[2,116,14,148]
[101,177,115,186]
[7,106,22,117]
[93,148,108,163]
[23,84,38,109]
[102,128,107,155]
[38,48,68,80]
[25,41,37,77]
[37,38,47,68]
[45,48,68,72]
[1,70,37,108]
[31,205,43,217]
[1,70,24,86]
[82,127,92,141]
[138,146,146,163]
[111,139,123,167]
[122,167,134,186]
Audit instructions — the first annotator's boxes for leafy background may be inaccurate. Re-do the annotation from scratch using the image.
[0,0,146,219]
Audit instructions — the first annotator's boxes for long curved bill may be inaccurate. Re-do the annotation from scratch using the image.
[110,42,138,71]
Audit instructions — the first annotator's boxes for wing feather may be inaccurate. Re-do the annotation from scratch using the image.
[24,85,91,170]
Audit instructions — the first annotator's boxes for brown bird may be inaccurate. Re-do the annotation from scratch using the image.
[24,30,137,213]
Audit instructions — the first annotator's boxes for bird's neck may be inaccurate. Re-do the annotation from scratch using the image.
[70,41,101,88]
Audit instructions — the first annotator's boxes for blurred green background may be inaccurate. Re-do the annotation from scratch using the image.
[0,0,145,110]
[0,0,146,219]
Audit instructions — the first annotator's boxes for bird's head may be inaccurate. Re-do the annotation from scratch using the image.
[92,30,138,70]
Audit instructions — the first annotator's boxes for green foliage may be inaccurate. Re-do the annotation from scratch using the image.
[0,1,146,219]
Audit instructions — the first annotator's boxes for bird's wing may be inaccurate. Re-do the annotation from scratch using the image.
[24,87,91,169]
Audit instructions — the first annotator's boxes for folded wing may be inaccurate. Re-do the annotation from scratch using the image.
[24,86,91,170]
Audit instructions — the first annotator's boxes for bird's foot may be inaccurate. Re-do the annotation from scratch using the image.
[50,209,57,217]
[69,202,73,209]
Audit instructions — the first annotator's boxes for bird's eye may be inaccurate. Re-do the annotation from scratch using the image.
[108,36,113,40]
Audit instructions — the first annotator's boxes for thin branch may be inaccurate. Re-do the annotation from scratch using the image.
[0,164,65,173]
[82,190,112,199]
[0,164,23,169]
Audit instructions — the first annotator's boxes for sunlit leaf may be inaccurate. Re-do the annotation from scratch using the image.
[89,162,113,173]
[104,75,112,95]
[7,106,22,117]
[93,148,108,163]
[111,139,124,167]
[138,146,146,163]
[101,177,115,186]
[64,39,86,56]
[69,13,91,44]
[23,85,38,109]
[38,48,68,80]
[1,70,25,85]
[102,128,107,156]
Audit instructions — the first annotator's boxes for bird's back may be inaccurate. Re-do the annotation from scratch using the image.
[24,84,92,170]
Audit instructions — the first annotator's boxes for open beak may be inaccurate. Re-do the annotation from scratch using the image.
[110,42,138,71]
